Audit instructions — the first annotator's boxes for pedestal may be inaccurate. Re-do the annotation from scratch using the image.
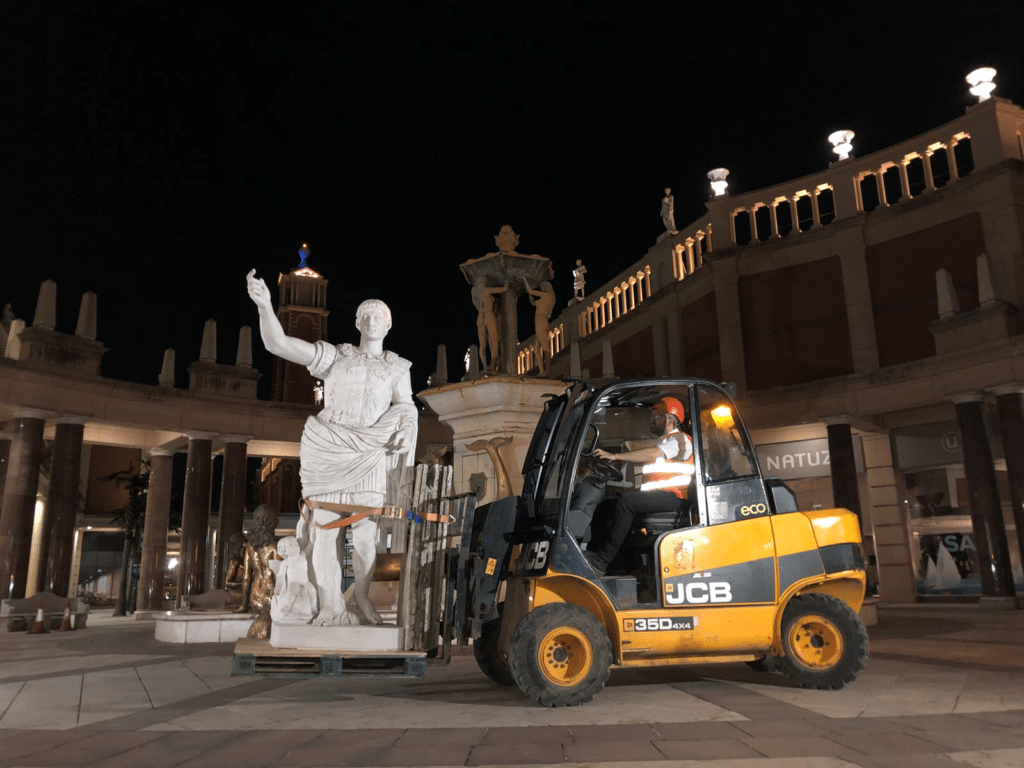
[417,375,565,501]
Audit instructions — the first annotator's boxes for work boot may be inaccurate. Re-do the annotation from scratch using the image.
[584,550,609,576]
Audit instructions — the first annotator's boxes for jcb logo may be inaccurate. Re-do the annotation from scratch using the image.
[665,581,733,605]
[740,503,766,516]
[523,541,549,570]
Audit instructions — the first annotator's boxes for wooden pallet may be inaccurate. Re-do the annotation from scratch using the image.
[232,638,428,679]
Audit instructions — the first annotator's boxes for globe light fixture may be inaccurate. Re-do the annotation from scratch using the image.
[828,130,855,161]
[965,67,997,103]
[707,167,730,196]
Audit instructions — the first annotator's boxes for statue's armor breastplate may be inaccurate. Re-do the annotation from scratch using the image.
[317,344,399,428]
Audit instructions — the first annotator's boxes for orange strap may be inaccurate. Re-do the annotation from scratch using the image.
[298,498,452,530]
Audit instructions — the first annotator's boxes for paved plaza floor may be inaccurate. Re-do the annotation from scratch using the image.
[1,604,1023,767]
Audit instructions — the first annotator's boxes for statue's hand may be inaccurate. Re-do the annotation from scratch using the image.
[387,421,415,454]
[246,269,272,310]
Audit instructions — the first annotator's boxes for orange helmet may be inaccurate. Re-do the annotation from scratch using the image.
[652,396,685,423]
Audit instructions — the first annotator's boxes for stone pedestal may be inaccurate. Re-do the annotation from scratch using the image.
[417,375,565,502]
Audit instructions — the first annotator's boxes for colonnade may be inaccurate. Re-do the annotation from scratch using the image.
[0,414,253,609]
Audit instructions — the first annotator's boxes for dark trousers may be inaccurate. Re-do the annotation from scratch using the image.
[592,489,681,565]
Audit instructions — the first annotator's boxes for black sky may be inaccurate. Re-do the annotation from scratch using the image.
[6,3,1023,395]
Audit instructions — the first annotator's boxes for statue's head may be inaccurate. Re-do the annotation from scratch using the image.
[355,299,392,339]
[252,504,278,532]
[277,536,299,558]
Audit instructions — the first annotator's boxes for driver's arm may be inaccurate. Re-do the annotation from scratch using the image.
[593,445,667,465]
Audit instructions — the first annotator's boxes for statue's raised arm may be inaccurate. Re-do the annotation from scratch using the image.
[246,269,316,366]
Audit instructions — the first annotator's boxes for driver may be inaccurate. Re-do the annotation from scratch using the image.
[585,396,693,575]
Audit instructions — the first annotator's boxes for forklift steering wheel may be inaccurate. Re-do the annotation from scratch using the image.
[583,454,625,483]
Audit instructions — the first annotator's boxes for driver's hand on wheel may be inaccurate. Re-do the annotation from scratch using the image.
[592,448,617,461]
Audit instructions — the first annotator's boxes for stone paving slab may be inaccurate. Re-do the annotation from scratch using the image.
[0,605,1022,767]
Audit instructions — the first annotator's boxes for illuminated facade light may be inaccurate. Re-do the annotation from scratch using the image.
[965,67,997,103]
[707,167,730,197]
[828,130,855,161]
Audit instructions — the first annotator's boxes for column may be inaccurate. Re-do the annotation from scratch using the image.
[748,208,758,241]
[768,203,780,239]
[728,210,737,245]
[811,190,822,229]
[993,386,1024,577]
[898,160,912,201]
[952,394,1016,605]
[861,432,916,603]
[177,432,215,607]
[825,420,862,521]
[216,436,250,588]
[41,417,87,596]
[137,448,173,611]
[0,411,47,599]
[874,171,889,207]
[923,150,937,191]
[789,196,801,234]
[946,143,960,180]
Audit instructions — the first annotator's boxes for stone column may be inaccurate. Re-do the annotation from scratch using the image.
[861,432,916,603]
[137,448,173,611]
[898,161,912,201]
[769,202,780,239]
[216,436,250,588]
[0,411,47,599]
[993,386,1024,581]
[748,208,757,241]
[810,192,822,229]
[789,196,801,234]
[177,432,215,607]
[41,417,87,596]
[825,419,862,521]
[875,171,889,207]
[946,144,960,180]
[923,150,937,191]
[952,394,1016,605]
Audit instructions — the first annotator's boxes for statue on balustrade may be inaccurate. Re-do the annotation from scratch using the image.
[471,277,508,372]
[247,270,417,627]
[661,187,677,233]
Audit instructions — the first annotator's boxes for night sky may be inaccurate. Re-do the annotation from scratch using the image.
[7,3,1023,396]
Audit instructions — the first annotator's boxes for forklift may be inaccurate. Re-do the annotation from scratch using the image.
[457,378,869,707]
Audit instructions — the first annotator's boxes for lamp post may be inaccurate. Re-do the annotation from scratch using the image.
[828,130,855,161]
[965,67,997,103]
[707,167,730,197]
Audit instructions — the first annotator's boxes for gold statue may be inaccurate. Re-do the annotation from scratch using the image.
[245,505,280,639]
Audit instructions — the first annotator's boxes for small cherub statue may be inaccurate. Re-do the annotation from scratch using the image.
[269,536,317,624]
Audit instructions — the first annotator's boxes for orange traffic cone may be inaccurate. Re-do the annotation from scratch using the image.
[60,602,73,631]
[31,602,49,634]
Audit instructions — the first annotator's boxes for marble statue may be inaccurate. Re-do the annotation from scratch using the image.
[269,536,317,623]
[524,279,555,375]
[244,504,280,639]
[247,270,417,627]
[661,187,677,233]
[573,260,587,300]
[471,278,508,372]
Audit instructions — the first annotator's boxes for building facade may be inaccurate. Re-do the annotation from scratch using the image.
[518,95,1024,605]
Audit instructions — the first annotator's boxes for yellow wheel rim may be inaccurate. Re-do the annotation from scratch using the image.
[538,626,593,686]
[788,614,844,670]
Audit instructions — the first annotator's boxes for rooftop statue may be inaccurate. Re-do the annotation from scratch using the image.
[573,259,587,300]
[524,278,555,375]
[662,187,677,233]
[246,270,417,627]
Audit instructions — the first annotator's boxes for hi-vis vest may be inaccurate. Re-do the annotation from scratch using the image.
[640,432,693,499]
[640,457,694,498]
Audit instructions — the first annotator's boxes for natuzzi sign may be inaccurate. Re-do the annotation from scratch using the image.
[755,437,864,480]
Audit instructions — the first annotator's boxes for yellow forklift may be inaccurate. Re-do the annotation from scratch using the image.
[458,378,869,707]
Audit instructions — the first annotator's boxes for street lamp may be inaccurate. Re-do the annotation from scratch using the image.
[707,168,730,197]
[828,130,855,161]
[965,67,997,103]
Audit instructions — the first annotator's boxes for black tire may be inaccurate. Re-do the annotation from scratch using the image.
[474,615,515,686]
[508,603,612,707]
[778,593,869,690]
[746,656,781,673]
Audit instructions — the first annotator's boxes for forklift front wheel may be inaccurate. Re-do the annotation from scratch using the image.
[778,594,869,690]
[509,603,612,707]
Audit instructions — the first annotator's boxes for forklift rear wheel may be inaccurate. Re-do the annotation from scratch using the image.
[509,603,612,707]
[474,614,515,686]
[778,594,869,690]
